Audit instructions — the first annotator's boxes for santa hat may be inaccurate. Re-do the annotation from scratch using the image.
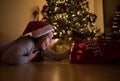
[23,21,54,38]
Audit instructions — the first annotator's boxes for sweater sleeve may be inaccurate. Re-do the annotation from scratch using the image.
[44,48,70,61]
[1,39,34,64]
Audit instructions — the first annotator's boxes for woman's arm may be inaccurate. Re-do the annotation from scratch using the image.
[28,51,39,61]
[44,48,70,61]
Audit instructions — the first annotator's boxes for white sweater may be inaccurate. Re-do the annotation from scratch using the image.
[0,38,34,64]
[0,38,70,64]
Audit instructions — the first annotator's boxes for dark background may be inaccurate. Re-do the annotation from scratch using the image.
[103,0,120,36]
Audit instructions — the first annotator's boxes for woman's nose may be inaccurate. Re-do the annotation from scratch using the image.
[49,39,52,43]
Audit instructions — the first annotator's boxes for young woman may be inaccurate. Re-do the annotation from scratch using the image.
[0,21,54,64]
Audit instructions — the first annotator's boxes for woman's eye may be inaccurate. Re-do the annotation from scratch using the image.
[47,35,52,39]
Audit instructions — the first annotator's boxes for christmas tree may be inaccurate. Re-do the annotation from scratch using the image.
[42,0,100,41]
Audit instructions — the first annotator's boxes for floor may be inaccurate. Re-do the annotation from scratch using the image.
[0,60,120,81]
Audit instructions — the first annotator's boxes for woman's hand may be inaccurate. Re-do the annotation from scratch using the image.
[28,51,39,61]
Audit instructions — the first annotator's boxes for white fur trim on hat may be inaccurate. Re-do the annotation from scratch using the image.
[32,25,54,38]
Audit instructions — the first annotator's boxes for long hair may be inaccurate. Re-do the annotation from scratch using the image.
[17,35,42,45]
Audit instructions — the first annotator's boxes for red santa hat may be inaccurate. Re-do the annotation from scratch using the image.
[23,21,54,38]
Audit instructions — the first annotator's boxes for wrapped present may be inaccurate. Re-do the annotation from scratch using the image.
[69,38,120,64]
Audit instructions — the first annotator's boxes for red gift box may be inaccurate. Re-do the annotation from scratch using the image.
[69,38,120,64]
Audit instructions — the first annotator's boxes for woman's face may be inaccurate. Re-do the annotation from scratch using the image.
[37,32,54,50]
